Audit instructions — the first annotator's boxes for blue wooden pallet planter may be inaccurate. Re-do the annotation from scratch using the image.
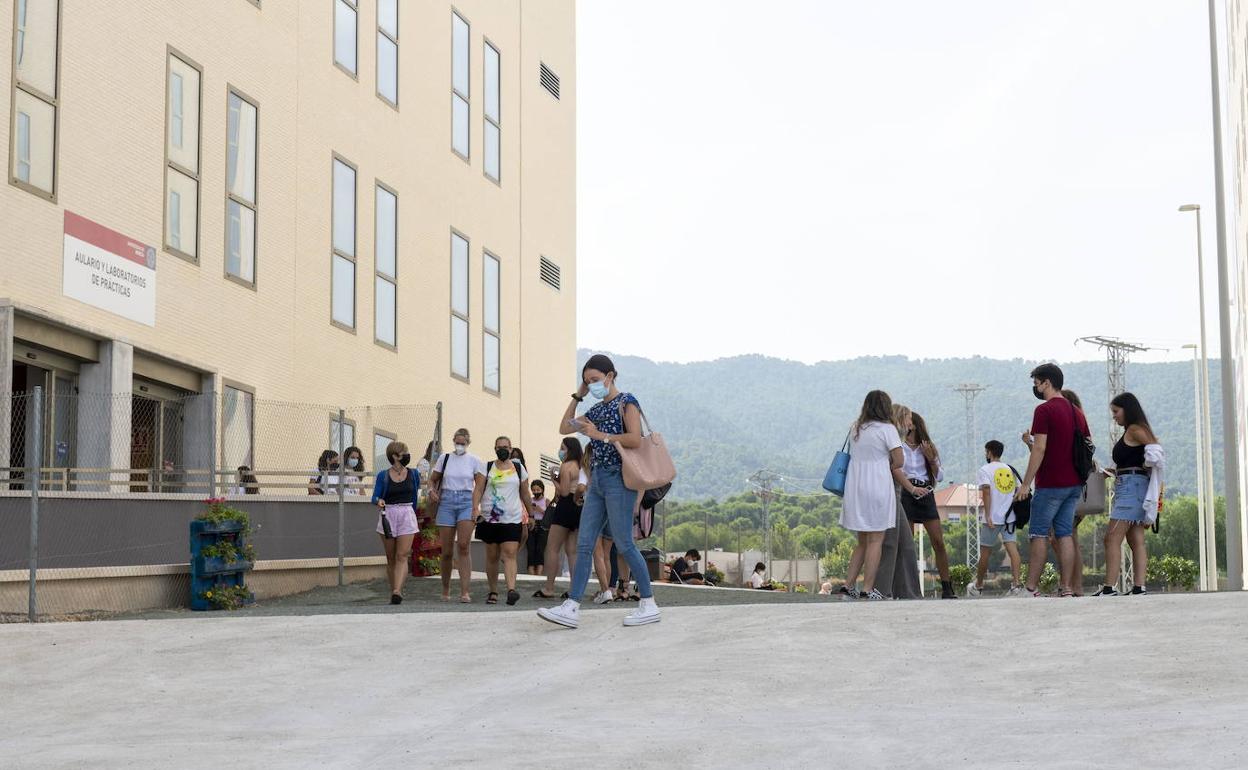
[190,517,254,611]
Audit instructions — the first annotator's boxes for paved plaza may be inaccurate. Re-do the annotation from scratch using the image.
[2,584,1246,768]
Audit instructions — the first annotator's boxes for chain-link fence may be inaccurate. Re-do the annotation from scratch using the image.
[0,389,441,622]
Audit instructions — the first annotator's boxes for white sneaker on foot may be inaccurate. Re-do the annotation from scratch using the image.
[1006,586,1024,597]
[865,589,886,601]
[966,583,982,598]
[623,597,661,626]
[592,589,614,605]
[537,599,580,628]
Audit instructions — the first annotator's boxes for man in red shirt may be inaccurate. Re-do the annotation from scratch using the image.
[1015,363,1091,597]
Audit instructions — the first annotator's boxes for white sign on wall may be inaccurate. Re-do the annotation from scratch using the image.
[62,210,157,326]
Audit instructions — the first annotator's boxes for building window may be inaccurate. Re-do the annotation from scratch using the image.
[375,183,397,347]
[221,385,255,470]
[373,430,396,472]
[484,41,500,182]
[334,0,358,76]
[165,51,201,261]
[451,11,470,159]
[330,417,355,454]
[377,0,398,105]
[226,88,258,285]
[10,0,59,198]
[451,231,470,380]
[483,252,500,393]
[332,155,357,329]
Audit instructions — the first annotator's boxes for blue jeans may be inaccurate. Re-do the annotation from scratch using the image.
[435,489,475,527]
[1028,486,1081,540]
[570,466,653,601]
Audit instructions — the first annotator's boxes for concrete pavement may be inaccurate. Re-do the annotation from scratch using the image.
[2,592,1246,768]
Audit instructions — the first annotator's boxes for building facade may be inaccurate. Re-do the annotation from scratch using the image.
[1,0,576,485]
[1224,0,1248,588]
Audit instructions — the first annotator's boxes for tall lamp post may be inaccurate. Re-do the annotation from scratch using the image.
[1180,206,1220,589]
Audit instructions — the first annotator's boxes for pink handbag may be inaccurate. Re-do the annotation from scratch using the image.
[616,400,677,493]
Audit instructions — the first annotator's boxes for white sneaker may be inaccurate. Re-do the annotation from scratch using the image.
[592,589,614,605]
[537,599,580,629]
[865,589,886,601]
[966,583,982,598]
[1006,586,1024,597]
[623,597,661,626]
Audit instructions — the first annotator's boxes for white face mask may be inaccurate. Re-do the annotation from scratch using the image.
[346,457,359,469]
[454,444,467,456]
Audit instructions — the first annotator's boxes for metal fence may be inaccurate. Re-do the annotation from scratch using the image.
[0,388,442,622]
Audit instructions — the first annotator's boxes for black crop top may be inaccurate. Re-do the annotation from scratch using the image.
[1112,437,1146,470]
[382,470,417,505]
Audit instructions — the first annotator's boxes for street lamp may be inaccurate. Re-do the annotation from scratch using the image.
[1183,343,1216,590]
[1180,205,1219,590]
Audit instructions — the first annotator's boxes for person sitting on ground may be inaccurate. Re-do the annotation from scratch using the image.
[750,562,777,590]
[818,581,833,596]
[669,549,705,584]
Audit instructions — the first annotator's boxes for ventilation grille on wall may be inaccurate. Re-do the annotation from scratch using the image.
[539,256,561,290]
[540,62,560,100]
[540,454,560,482]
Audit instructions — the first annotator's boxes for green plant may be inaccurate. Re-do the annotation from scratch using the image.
[200,539,255,564]
[418,556,440,575]
[1038,563,1060,594]
[197,498,251,534]
[948,564,973,594]
[794,583,808,593]
[821,539,856,579]
[200,584,251,610]
[705,564,726,585]
[1156,555,1198,591]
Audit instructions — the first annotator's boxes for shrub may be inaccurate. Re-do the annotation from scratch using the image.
[1038,563,1060,594]
[948,564,973,593]
[1156,555,1198,591]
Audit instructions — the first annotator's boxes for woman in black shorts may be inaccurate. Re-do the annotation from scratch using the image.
[472,436,534,606]
[534,437,587,599]
[900,412,955,599]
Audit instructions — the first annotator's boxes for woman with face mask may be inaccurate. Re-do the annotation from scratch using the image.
[527,479,549,575]
[430,428,486,602]
[538,354,661,629]
[535,436,588,599]
[371,441,421,604]
[473,436,534,606]
[341,446,366,495]
[308,449,340,495]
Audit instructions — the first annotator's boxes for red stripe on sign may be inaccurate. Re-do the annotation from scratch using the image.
[63,210,153,268]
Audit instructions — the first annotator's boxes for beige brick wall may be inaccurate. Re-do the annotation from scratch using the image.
[0,0,576,463]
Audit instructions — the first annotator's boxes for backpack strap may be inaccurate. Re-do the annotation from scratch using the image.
[439,453,450,474]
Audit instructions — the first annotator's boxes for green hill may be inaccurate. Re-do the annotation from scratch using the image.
[576,350,1220,501]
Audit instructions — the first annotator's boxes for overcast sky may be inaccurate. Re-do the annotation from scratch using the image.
[576,0,1225,366]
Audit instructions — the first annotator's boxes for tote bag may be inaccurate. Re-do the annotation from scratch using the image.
[616,401,677,494]
[823,431,852,496]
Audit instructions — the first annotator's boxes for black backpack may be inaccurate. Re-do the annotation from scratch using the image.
[1068,399,1096,483]
[1003,465,1030,533]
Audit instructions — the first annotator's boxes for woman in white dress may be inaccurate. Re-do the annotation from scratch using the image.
[839,390,919,601]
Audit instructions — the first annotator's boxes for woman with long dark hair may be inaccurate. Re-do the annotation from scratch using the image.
[534,436,587,598]
[342,446,366,495]
[900,412,955,598]
[308,449,340,495]
[538,354,660,628]
[839,390,910,601]
[1095,393,1160,596]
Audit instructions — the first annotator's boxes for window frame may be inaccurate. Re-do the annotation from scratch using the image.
[220,380,256,473]
[483,38,501,184]
[9,0,61,201]
[224,85,260,290]
[330,152,358,333]
[450,9,471,162]
[376,0,399,108]
[374,180,398,351]
[449,228,471,383]
[333,0,359,80]
[373,428,398,473]
[482,250,501,396]
[163,46,203,264]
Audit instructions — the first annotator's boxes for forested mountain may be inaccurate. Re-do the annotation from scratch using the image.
[576,350,1221,501]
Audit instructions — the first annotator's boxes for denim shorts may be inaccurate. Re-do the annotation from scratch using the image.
[1110,474,1149,523]
[1028,485,1081,540]
[980,523,1016,547]
[435,489,475,527]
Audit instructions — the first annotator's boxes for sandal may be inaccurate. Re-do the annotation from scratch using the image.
[506,589,520,606]
[459,595,472,603]
[532,589,556,599]
[486,592,499,605]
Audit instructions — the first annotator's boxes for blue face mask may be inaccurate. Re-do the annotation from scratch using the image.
[588,380,610,400]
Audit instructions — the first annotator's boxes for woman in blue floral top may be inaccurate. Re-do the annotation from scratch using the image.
[538,354,661,629]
